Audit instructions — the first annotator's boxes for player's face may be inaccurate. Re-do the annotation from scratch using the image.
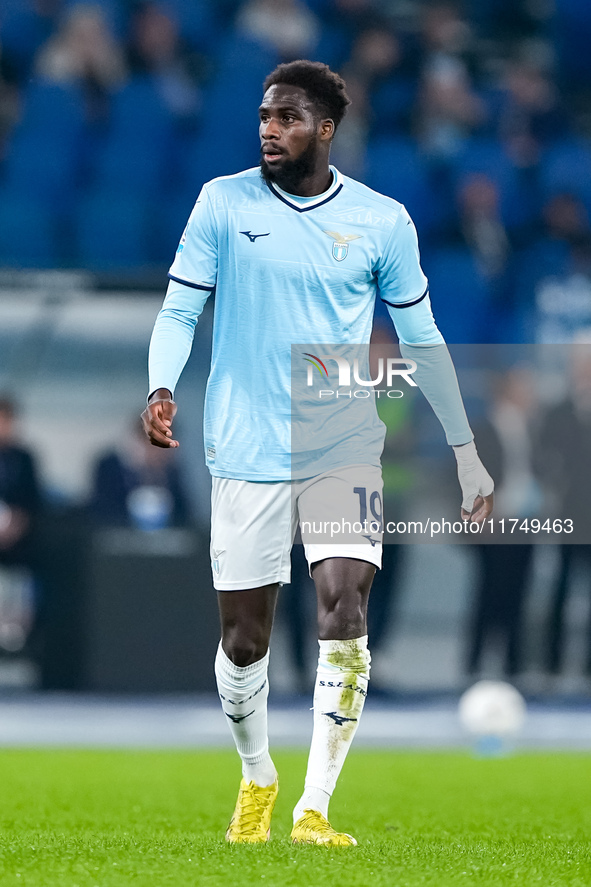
[259,84,330,191]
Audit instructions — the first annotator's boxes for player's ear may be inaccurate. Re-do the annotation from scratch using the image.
[319,118,334,141]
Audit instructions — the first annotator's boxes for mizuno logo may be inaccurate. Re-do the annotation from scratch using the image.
[324,712,358,726]
[225,710,255,723]
[240,231,270,242]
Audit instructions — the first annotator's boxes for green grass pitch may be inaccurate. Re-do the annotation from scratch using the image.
[0,749,590,886]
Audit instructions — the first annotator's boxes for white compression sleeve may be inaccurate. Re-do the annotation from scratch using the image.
[453,439,494,511]
[384,295,473,446]
[399,342,473,446]
[148,280,210,396]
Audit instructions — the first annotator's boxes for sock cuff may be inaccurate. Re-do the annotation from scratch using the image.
[215,642,270,684]
[317,636,371,675]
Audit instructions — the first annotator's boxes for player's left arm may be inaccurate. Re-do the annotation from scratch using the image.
[377,208,494,522]
[397,329,494,523]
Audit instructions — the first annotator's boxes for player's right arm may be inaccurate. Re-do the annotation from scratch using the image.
[143,185,218,447]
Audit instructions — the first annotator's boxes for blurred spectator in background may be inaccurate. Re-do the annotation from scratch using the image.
[495,59,568,169]
[416,55,485,161]
[465,366,539,678]
[367,28,417,140]
[333,24,415,174]
[446,174,511,282]
[541,193,591,248]
[36,3,126,122]
[330,74,369,177]
[553,0,591,89]
[0,0,63,88]
[126,3,203,124]
[280,542,316,693]
[518,193,591,342]
[419,1,473,61]
[314,0,388,70]
[0,0,590,357]
[90,418,190,530]
[369,324,416,687]
[0,395,42,569]
[470,0,550,42]
[0,394,43,658]
[237,0,320,60]
[538,344,591,681]
[415,2,486,161]
[0,40,20,161]
[438,174,514,336]
[344,26,409,125]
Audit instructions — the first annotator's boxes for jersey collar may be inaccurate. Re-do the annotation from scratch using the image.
[265,166,343,213]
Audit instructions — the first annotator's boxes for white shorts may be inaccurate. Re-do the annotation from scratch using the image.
[210,464,383,590]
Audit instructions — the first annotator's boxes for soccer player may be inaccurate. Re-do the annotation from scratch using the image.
[142,60,493,846]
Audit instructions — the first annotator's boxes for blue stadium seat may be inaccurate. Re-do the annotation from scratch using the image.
[178,36,279,192]
[2,80,86,207]
[0,188,58,268]
[311,28,351,70]
[0,7,54,84]
[176,125,261,197]
[370,79,416,135]
[74,191,153,269]
[90,77,176,193]
[209,33,279,117]
[553,0,591,83]
[422,247,492,343]
[452,139,534,229]
[364,137,436,235]
[506,238,574,344]
[539,139,591,216]
[61,0,127,39]
[163,0,220,48]
[15,78,86,136]
[154,191,198,266]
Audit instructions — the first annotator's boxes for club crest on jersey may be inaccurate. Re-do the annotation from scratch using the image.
[323,229,363,262]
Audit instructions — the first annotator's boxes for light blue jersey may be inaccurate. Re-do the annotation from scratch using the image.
[149,165,471,480]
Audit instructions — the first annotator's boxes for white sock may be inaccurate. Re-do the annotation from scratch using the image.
[293,636,370,824]
[215,642,277,787]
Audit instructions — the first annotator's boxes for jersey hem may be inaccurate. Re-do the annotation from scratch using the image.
[208,460,383,483]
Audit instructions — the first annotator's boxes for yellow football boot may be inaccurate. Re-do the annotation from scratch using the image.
[225,778,278,843]
[291,809,358,846]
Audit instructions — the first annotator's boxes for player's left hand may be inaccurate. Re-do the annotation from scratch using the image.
[452,440,494,523]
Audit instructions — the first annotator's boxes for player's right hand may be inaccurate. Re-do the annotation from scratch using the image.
[141,389,179,448]
[452,440,494,523]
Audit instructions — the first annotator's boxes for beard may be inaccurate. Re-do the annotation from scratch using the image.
[260,137,319,193]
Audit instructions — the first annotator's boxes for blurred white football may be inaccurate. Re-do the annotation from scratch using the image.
[459,680,526,736]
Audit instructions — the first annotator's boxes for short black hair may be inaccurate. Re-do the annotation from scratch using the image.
[263,60,350,133]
